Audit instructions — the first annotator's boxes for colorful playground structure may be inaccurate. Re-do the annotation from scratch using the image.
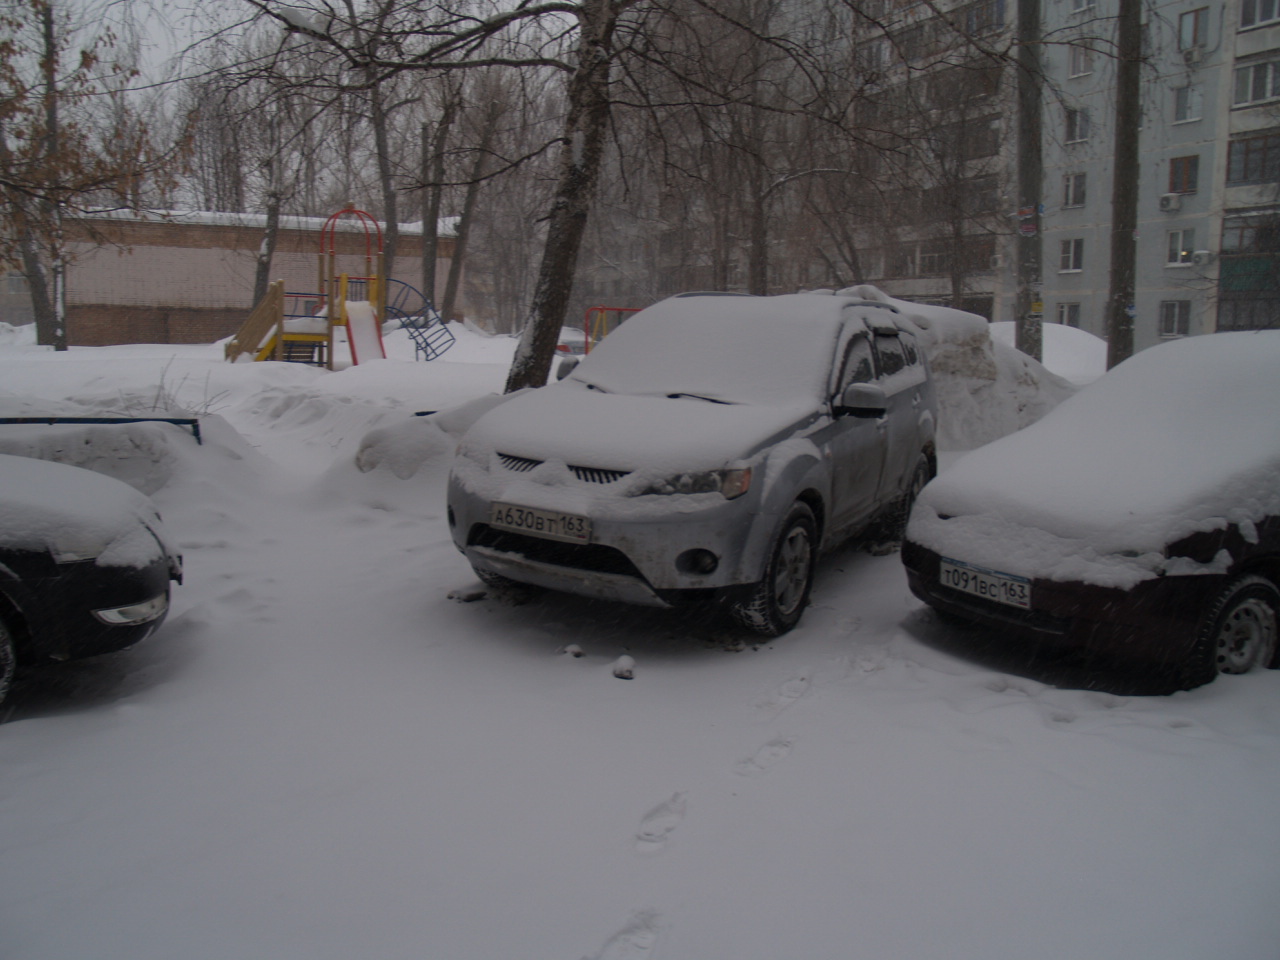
[578,305,640,353]
[224,205,455,367]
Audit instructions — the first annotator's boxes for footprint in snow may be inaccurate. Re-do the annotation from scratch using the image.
[582,910,660,960]
[735,737,795,776]
[755,674,811,718]
[634,792,686,854]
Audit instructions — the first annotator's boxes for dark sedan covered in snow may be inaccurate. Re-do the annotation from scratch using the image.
[0,454,183,705]
[448,291,938,636]
[903,331,1280,689]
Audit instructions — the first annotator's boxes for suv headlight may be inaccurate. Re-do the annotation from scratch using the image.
[637,467,752,499]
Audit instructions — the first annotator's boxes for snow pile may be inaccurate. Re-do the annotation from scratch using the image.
[839,286,1080,450]
[0,322,36,347]
[909,331,1280,586]
[989,320,1108,386]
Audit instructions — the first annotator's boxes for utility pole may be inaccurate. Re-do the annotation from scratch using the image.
[1106,0,1142,368]
[1015,0,1044,361]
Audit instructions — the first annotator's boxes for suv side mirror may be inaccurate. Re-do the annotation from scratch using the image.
[835,382,887,418]
[556,355,581,380]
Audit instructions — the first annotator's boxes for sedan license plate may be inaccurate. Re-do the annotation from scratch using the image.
[939,558,1031,610]
[490,503,591,544]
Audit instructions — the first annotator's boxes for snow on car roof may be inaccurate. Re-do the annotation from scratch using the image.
[911,331,1280,584]
[569,293,852,405]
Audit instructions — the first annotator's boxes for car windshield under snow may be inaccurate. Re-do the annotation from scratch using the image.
[568,294,847,407]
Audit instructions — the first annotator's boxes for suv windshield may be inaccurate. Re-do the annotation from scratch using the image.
[569,294,848,406]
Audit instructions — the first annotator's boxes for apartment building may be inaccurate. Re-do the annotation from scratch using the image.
[851,0,1280,347]
[1039,0,1274,348]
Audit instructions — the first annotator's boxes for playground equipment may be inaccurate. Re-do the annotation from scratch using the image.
[224,205,456,367]
[581,305,640,353]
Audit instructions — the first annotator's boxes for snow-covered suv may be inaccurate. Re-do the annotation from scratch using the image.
[447,291,937,635]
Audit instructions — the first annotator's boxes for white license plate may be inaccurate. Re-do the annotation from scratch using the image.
[490,503,591,544]
[939,558,1031,610]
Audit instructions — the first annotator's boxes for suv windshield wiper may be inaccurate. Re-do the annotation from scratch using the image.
[666,392,733,405]
[571,377,609,393]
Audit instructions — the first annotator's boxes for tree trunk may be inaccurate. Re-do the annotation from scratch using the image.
[252,188,282,309]
[1106,0,1142,368]
[32,1,66,350]
[370,81,397,294]
[1014,0,1043,361]
[747,191,769,295]
[442,126,492,322]
[504,0,622,392]
[421,99,458,308]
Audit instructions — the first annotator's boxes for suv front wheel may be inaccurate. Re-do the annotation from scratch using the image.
[729,502,818,637]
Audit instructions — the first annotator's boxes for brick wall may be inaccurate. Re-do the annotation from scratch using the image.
[67,305,247,346]
[61,215,456,346]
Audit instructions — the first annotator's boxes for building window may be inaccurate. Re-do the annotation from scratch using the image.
[1060,238,1084,272]
[6,272,28,295]
[1180,7,1209,48]
[1234,60,1280,106]
[1174,84,1202,122]
[1169,155,1200,193]
[1167,228,1196,265]
[960,0,1007,37]
[1065,107,1090,142]
[1227,132,1280,184]
[1068,44,1093,77]
[1159,300,1191,337]
[1056,302,1081,326]
[917,239,953,277]
[1063,172,1087,207]
[1218,298,1280,330]
[1241,0,1280,29]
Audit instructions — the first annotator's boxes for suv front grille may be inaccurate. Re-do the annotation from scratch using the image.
[496,452,630,485]
[497,453,541,473]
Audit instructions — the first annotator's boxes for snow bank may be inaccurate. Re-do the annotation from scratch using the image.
[989,320,1108,386]
[838,286,1078,451]
[0,322,36,347]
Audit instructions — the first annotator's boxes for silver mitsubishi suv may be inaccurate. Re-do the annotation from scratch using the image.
[447,291,938,635]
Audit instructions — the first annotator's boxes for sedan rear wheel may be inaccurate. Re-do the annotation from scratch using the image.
[1184,575,1280,686]
[730,503,818,637]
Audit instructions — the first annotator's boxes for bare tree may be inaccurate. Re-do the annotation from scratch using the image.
[1,0,179,349]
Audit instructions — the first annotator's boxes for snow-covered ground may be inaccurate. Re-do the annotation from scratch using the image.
[2,319,1279,960]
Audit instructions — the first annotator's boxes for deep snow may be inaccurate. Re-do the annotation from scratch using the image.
[1,318,1278,960]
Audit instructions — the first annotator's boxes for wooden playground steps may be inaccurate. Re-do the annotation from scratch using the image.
[225,281,330,366]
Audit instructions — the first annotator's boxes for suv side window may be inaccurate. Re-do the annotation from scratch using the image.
[899,333,920,367]
[838,334,876,391]
[872,334,907,378]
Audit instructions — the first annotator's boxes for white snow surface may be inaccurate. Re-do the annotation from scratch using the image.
[1,319,1278,959]
[909,331,1280,588]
